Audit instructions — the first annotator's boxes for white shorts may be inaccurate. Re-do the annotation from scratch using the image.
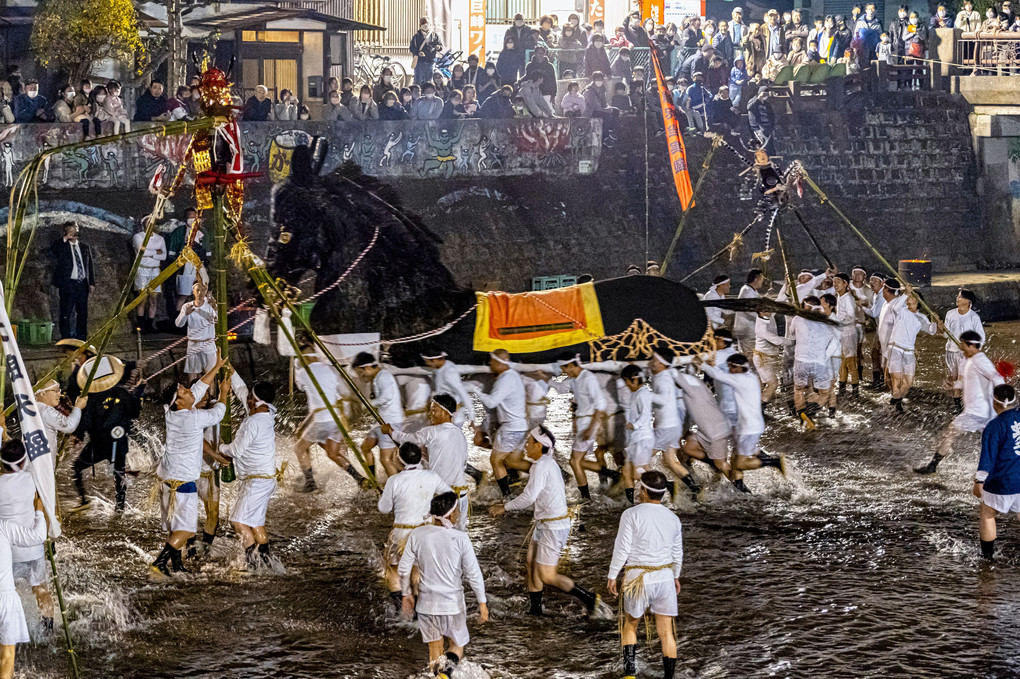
[370,422,403,450]
[887,347,916,377]
[0,592,29,646]
[418,611,469,646]
[160,483,199,534]
[230,477,276,527]
[12,558,48,588]
[735,433,761,457]
[694,432,729,461]
[134,265,161,291]
[532,524,570,566]
[982,489,1020,514]
[301,419,343,444]
[572,416,597,453]
[653,426,683,452]
[946,351,963,379]
[840,330,858,358]
[622,577,678,619]
[793,361,832,388]
[951,412,992,434]
[625,435,654,469]
[197,468,219,505]
[753,351,782,385]
[184,343,216,374]
[494,427,528,453]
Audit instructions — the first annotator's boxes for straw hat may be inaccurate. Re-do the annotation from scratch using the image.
[56,339,97,356]
[76,356,125,392]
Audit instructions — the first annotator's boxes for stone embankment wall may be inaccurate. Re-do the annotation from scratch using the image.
[1,90,1013,332]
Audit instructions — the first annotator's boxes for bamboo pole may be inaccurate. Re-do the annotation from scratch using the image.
[210,193,234,482]
[45,540,80,679]
[661,136,722,277]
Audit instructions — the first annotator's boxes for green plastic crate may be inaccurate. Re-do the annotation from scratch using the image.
[20,320,53,345]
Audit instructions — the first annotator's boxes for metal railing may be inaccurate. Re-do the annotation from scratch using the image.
[955,31,1020,74]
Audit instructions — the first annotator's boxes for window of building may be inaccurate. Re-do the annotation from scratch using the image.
[486,0,539,22]
[242,30,301,43]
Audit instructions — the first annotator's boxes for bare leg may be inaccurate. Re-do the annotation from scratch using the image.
[536,563,575,593]
[294,437,314,472]
[427,639,445,669]
[621,613,640,646]
[0,645,14,679]
[980,503,998,542]
[168,530,195,550]
[323,439,353,468]
[525,541,542,593]
[656,614,677,658]
[231,522,255,549]
[569,449,603,487]
[379,447,399,478]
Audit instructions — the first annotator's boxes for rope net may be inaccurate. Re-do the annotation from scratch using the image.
[588,318,715,362]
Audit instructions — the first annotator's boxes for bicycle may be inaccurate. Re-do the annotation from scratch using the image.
[353,47,408,89]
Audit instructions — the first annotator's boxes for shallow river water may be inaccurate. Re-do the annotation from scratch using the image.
[14,323,1020,679]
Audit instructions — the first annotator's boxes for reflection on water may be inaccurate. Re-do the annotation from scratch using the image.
[15,324,1020,678]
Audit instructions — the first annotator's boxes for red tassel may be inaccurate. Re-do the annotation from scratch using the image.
[996,360,1016,379]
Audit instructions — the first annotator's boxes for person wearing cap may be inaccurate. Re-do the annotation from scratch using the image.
[421,350,473,428]
[35,379,86,458]
[489,426,599,615]
[175,279,217,382]
[648,346,700,498]
[973,384,1020,560]
[886,293,938,412]
[0,440,54,636]
[0,473,47,677]
[875,278,907,385]
[683,71,712,132]
[607,470,683,679]
[788,296,839,428]
[292,340,363,492]
[731,7,748,58]
[399,491,488,678]
[150,352,229,576]
[378,442,451,610]
[557,353,618,500]
[131,218,167,334]
[859,273,888,389]
[733,269,764,356]
[467,349,528,499]
[384,394,471,531]
[939,289,984,412]
[409,17,444,86]
[353,352,405,479]
[620,365,654,505]
[916,330,1003,475]
[703,275,731,331]
[70,355,143,513]
[214,373,280,571]
[698,353,786,492]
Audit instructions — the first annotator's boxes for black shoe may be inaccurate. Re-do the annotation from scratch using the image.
[41,617,54,635]
[597,466,622,485]
[680,474,700,496]
[528,591,544,616]
[733,479,751,494]
[258,542,272,567]
[301,476,318,493]
[245,544,260,571]
[150,543,173,577]
[169,546,190,574]
[465,464,484,485]
[838,381,847,396]
[623,644,637,678]
[914,454,943,475]
[851,384,860,399]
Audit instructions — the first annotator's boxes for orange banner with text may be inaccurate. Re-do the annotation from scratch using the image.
[589,0,604,24]
[468,0,485,63]
[641,0,665,24]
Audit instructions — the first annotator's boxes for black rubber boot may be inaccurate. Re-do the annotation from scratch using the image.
[507,468,522,485]
[914,453,944,475]
[663,655,677,679]
[852,384,860,399]
[838,381,847,396]
[568,584,597,611]
[169,546,190,574]
[258,541,272,566]
[389,590,403,611]
[578,484,591,500]
[733,479,751,494]
[244,544,259,570]
[202,531,216,545]
[301,467,317,493]
[625,487,635,504]
[680,474,700,496]
[528,590,544,616]
[114,471,127,512]
[828,407,837,418]
[623,644,637,677]
[185,536,197,560]
[953,397,963,414]
[981,539,995,560]
[345,465,365,485]
[151,543,173,576]
[465,464,484,485]
[597,466,622,485]
[496,476,512,498]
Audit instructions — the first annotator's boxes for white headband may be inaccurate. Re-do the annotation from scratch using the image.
[402,461,423,470]
[529,427,553,451]
[421,351,448,360]
[996,393,1018,407]
[430,398,453,416]
[356,359,380,368]
[434,500,458,528]
[2,449,27,471]
[870,274,884,281]
[35,379,60,395]
[558,354,582,368]
[638,478,666,496]
[652,351,671,366]
[852,267,866,275]
[489,352,511,366]
[709,278,729,292]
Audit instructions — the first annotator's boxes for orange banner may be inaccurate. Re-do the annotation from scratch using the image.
[473,283,605,353]
[648,0,665,24]
[652,50,695,210]
[588,0,604,24]
[468,0,485,63]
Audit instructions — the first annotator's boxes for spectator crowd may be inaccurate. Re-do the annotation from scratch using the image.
[2,0,1018,137]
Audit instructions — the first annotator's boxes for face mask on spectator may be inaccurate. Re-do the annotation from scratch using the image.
[515,19,524,26]
[899,10,907,18]
[384,75,392,83]
[65,90,75,100]
[186,217,196,226]
[82,86,91,95]
[938,9,946,17]
[299,113,309,120]
[594,78,604,86]
[965,3,973,9]
[486,67,495,75]
[705,26,715,35]
[909,16,917,24]
[27,89,37,99]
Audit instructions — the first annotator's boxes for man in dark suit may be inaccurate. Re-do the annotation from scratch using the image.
[50,221,95,339]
